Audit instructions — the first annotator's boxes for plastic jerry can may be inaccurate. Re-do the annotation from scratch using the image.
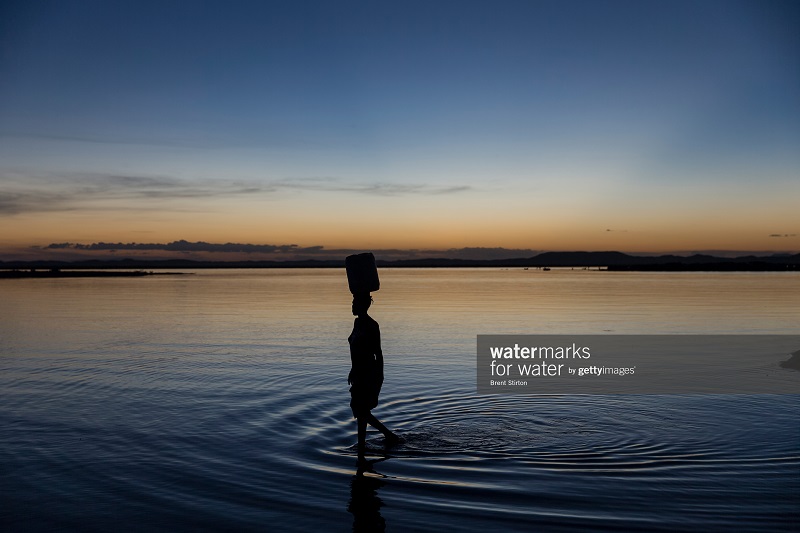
[345,253,380,294]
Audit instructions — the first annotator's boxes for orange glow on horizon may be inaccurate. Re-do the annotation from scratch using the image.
[2,179,799,257]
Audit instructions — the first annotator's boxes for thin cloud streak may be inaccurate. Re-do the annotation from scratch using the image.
[275,177,472,196]
[0,129,339,150]
[0,172,273,214]
[0,172,473,215]
[0,132,213,149]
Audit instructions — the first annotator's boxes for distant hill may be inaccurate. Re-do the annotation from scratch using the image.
[1,251,798,271]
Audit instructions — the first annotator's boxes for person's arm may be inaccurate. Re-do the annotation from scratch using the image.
[348,318,357,385]
[375,322,384,380]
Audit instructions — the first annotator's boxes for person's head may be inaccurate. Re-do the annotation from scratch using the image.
[352,293,372,316]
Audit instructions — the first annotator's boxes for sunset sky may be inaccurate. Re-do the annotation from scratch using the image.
[1,0,798,261]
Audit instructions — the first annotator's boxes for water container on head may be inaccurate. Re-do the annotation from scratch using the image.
[345,253,380,294]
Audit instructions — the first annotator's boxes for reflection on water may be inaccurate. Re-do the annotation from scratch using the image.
[1,269,799,531]
[348,458,388,533]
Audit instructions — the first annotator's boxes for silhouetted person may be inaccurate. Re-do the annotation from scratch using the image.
[348,293,399,461]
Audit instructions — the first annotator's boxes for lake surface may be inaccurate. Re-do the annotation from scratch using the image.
[1,269,799,531]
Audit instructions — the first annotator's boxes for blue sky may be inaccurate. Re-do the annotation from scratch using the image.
[1,0,798,258]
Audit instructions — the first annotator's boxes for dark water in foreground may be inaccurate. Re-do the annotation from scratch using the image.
[1,269,799,531]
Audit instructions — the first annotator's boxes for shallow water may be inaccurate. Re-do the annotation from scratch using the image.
[1,269,799,531]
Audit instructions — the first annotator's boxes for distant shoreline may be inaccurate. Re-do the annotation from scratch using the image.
[1,251,798,273]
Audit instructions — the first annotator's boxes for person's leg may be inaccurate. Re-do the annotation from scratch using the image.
[357,417,368,458]
[365,413,398,442]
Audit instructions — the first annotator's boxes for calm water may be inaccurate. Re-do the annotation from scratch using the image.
[1,269,799,532]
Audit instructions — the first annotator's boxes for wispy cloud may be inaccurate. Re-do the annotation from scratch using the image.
[0,190,77,215]
[0,132,211,149]
[68,173,273,199]
[0,130,331,150]
[0,172,273,215]
[275,177,472,196]
[0,172,473,215]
